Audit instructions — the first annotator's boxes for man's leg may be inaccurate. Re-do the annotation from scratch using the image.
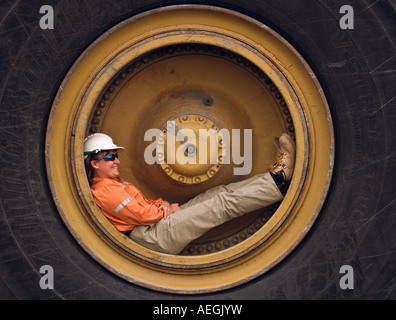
[179,174,265,210]
[130,172,283,254]
[130,134,295,254]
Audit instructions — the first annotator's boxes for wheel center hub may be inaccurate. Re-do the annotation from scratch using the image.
[158,114,224,184]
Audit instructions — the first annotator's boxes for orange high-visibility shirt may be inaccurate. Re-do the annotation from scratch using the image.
[91,177,164,232]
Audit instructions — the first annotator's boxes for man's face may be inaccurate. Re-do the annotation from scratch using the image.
[91,150,121,179]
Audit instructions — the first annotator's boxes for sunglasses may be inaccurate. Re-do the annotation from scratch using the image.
[96,153,118,161]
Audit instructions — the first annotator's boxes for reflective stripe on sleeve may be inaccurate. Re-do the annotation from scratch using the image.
[114,197,132,213]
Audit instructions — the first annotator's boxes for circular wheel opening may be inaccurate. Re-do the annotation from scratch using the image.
[87,43,295,255]
[46,5,334,293]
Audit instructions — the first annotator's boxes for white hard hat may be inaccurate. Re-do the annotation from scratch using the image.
[83,133,125,159]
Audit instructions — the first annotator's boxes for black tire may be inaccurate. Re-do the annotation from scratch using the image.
[1,0,395,299]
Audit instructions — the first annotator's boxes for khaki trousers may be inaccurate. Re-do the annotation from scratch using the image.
[129,172,283,254]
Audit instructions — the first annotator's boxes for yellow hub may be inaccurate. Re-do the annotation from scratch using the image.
[45,5,334,293]
[158,114,224,184]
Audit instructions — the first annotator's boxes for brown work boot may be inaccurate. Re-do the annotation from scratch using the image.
[270,134,295,182]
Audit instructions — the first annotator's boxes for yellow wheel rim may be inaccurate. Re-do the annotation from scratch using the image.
[46,5,334,293]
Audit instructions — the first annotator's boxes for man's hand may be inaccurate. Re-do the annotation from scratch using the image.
[170,203,181,213]
[161,205,172,220]
[160,201,181,219]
